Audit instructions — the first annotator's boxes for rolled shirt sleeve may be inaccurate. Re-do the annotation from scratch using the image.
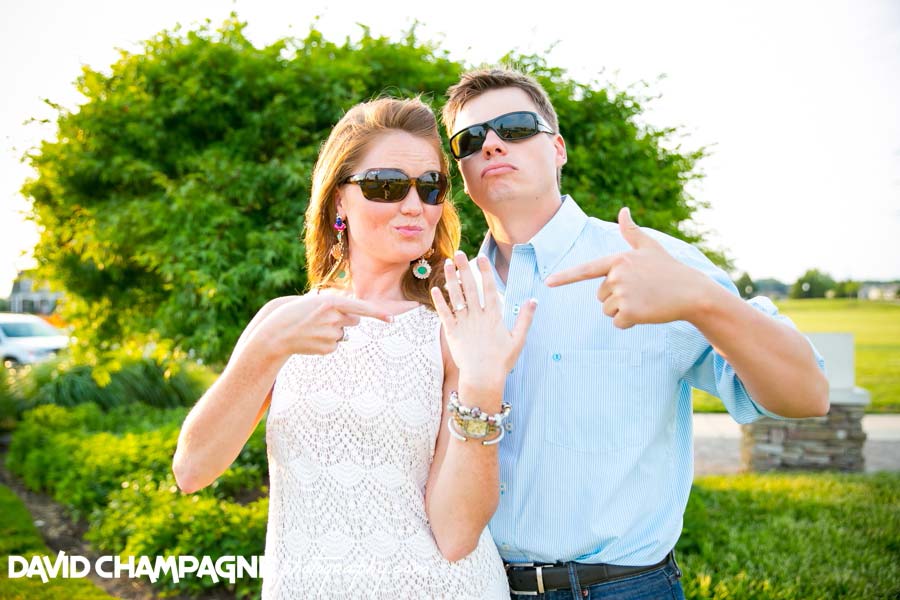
[662,240,827,423]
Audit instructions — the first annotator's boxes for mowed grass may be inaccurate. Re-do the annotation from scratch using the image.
[678,472,900,599]
[693,299,900,413]
[0,484,115,600]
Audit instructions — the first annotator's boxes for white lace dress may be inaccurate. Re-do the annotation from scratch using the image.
[262,304,508,599]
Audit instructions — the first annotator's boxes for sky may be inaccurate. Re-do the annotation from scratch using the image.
[2,0,899,298]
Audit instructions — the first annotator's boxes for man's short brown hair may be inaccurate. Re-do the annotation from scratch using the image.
[442,68,559,138]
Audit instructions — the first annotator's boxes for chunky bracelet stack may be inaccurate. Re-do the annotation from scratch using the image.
[446,391,511,446]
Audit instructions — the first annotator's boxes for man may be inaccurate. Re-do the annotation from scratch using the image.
[441,69,828,599]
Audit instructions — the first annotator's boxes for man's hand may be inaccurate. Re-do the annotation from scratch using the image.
[544,207,714,328]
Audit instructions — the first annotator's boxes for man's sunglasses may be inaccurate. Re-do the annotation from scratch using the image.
[449,111,555,159]
[342,168,448,205]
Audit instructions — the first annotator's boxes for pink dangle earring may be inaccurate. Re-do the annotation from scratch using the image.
[331,215,348,281]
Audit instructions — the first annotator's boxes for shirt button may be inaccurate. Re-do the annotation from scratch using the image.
[552,352,562,362]
[499,482,507,494]
[512,305,520,315]
[505,422,513,432]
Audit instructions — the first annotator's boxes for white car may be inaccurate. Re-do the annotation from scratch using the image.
[0,313,70,368]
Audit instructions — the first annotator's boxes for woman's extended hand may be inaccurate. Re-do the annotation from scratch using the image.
[431,252,536,389]
[258,293,393,358]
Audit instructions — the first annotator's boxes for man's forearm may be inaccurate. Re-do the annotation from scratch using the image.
[686,282,829,418]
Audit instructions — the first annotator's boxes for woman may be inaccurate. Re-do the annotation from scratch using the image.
[172,97,536,598]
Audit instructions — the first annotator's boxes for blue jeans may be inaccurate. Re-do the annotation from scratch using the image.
[511,562,685,600]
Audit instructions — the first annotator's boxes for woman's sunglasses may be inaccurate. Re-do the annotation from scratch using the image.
[449,111,555,159]
[342,168,448,205]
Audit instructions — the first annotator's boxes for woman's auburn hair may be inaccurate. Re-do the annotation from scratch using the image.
[303,96,461,310]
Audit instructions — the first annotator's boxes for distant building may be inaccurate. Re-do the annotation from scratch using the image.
[753,278,789,300]
[7,273,63,315]
[858,283,898,301]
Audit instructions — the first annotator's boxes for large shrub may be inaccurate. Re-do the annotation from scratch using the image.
[24,17,710,365]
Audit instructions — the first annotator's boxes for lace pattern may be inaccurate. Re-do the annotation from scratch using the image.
[263,305,508,599]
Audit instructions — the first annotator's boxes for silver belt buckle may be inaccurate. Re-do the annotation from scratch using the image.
[508,563,545,596]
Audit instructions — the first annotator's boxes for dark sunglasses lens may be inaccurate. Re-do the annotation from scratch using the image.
[453,125,486,158]
[359,169,409,201]
[495,112,539,140]
[416,172,446,205]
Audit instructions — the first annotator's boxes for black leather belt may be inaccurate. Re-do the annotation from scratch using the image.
[506,551,676,595]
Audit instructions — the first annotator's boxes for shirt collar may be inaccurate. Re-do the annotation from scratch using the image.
[477,195,588,279]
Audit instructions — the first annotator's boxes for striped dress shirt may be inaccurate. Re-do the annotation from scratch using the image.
[474,195,825,566]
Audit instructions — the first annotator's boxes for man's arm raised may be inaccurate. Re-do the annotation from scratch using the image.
[546,207,828,418]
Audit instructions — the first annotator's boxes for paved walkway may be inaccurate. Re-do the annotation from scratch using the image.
[693,414,900,477]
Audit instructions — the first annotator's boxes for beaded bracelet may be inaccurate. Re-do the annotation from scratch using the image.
[446,391,511,446]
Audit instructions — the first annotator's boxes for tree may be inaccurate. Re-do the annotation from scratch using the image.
[734,272,755,299]
[790,269,836,299]
[832,280,860,299]
[23,17,714,365]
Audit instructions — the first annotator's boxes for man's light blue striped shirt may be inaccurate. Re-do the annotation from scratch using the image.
[478,195,824,566]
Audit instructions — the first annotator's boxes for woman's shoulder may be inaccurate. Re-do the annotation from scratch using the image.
[250,294,309,324]
[261,294,305,310]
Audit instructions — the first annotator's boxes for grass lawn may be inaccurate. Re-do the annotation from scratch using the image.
[693,299,900,413]
[0,484,115,600]
[678,472,900,599]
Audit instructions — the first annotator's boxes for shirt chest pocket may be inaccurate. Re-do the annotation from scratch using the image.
[543,349,656,453]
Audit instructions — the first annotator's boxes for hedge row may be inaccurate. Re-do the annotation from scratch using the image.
[5,403,266,598]
[0,355,215,425]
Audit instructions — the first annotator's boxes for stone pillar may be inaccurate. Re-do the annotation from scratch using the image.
[741,333,870,472]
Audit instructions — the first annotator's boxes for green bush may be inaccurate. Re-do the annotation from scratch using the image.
[5,402,268,597]
[5,403,265,518]
[0,365,17,430]
[86,479,267,598]
[1,353,214,426]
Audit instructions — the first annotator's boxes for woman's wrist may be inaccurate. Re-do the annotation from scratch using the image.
[456,377,506,412]
[244,324,290,367]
